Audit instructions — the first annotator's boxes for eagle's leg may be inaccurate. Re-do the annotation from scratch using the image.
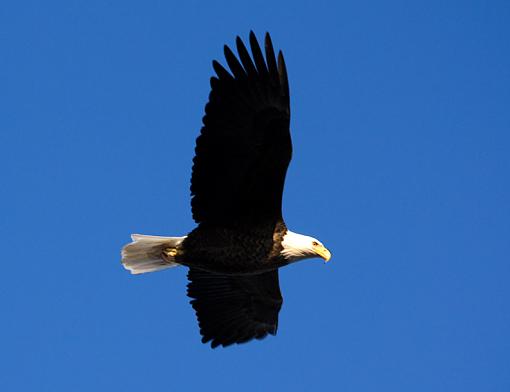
[162,247,178,260]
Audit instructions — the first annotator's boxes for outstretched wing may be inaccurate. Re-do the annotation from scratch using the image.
[190,31,291,225]
[187,268,283,348]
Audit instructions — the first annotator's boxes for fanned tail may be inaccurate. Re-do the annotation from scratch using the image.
[121,234,186,275]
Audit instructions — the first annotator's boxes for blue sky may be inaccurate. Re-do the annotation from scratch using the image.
[1,0,509,391]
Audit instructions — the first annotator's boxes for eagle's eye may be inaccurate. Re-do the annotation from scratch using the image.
[312,241,319,247]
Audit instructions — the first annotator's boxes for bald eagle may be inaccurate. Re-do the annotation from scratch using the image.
[121,32,331,348]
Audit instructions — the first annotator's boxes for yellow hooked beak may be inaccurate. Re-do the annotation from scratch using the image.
[315,245,332,262]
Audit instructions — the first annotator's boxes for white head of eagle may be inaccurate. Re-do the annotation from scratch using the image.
[280,230,331,262]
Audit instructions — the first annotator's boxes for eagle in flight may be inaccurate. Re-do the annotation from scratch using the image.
[122,31,331,348]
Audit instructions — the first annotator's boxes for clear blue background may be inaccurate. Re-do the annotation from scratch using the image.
[1,1,509,391]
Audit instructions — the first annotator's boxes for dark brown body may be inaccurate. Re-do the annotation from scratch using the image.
[178,220,289,275]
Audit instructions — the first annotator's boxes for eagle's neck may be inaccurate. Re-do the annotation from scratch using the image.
[280,230,316,262]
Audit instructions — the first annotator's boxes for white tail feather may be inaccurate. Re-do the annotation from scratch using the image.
[121,234,186,275]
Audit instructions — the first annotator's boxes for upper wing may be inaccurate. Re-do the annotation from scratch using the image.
[190,32,291,225]
[187,268,283,348]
